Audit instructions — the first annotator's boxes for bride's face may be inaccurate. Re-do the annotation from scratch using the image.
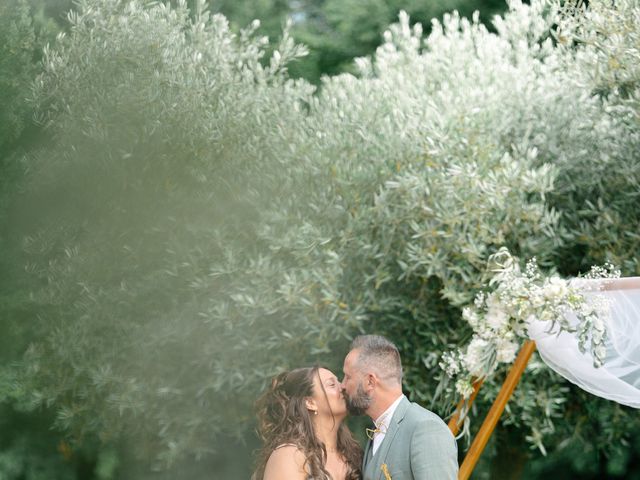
[312,368,347,418]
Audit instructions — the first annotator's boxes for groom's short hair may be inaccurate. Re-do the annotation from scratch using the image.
[350,335,403,385]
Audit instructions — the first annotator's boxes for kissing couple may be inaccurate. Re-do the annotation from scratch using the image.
[252,335,459,480]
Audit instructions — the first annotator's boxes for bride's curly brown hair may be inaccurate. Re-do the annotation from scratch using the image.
[252,366,362,480]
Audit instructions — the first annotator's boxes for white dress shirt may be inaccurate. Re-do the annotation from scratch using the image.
[371,394,405,455]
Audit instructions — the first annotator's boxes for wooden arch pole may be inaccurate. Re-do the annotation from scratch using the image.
[452,340,537,480]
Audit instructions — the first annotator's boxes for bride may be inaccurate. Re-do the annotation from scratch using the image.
[252,366,362,480]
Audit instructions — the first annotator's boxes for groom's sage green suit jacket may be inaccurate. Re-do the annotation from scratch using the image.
[362,397,458,480]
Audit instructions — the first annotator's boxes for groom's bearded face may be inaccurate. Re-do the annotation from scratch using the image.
[344,380,372,416]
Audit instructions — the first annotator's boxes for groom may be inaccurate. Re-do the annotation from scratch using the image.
[341,335,458,480]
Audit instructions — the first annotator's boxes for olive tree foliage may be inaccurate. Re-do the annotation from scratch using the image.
[3,0,640,473]
[546,0,640,277]
[302,0,564,459]
[305,0,639,469]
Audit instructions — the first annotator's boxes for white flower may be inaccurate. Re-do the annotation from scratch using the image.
[529,289,546,309]
[455,378,475,399]
[543,277,568,300]
[485,304,509,331]
[496,338,519,363]
[439,352,461,377]
[462,307,480,328]
[539,308,555,322]
[464,337,491,377]
[474,292,486,309]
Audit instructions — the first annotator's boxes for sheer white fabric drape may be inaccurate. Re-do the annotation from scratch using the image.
[528,277,640,408]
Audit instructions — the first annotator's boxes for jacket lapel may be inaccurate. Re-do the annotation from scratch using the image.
[370,397,410,480]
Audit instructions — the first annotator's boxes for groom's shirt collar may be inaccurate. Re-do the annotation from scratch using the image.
[371,394,405,455]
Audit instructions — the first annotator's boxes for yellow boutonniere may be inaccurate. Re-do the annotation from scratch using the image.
[381,463,392,480]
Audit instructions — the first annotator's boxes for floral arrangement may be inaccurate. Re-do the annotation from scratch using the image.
[440,248,619,399]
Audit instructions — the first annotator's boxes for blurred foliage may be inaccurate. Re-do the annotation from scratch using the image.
[0,0,37,153]
[0,407,76,480]
[1,0,639,478]
[287,0,507,80]
[19,0,510,84]
[4,0,344,470]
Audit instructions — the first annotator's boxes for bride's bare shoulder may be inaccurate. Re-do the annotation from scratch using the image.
[263,445,307,480]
